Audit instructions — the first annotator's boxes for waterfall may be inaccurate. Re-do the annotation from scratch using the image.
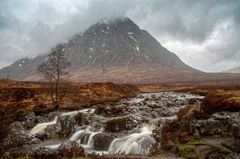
[108,125,155,155]
[86,132,99,147]
[29,92,203,156]
[30,108,94,135]
[70,129,86,141]
[30,116,58,135]
[45,143,61,149]
[61,108,95,117]
[69,126,100,148]
[68,125,155,155]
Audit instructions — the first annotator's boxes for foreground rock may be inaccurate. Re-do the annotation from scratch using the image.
[1,92,205,158]
[158,93,240,159]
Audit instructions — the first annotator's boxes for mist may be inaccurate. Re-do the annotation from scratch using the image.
[0,0,240,72]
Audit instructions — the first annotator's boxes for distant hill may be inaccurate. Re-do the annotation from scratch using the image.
[223,67,240,73]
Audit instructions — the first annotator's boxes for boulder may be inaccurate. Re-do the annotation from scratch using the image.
[22,112,36,129]
[105,116,139,132]
[58,116,76,138]
[93,133,115,150]
[197,119,226,136]
[94,104,127,117]
[44,115,77,139]
[32,147,58,159]
[221,139,240,153]
[58,140,84,157]
[1,122,40,150]
[32,141,84,159]
[188,98,199,105]
[232,124,240,139]
[74,113,91,126]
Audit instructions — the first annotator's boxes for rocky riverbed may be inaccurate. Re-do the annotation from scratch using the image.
[1,92,240,159]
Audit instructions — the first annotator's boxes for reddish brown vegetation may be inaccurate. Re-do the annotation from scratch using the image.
[201,91,240,114]
[138,84,240,95]
[161,116,196,150]
[0,80,139,143]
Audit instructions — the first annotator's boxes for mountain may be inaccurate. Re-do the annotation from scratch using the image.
[0,17,239,84]
[224,67,240,73]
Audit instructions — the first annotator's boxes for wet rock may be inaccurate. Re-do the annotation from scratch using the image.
[44,115,77,139]
[2,145,33,158]
[94,104,127,117]
[194,112,240,137]
[84,113,107,126]
[105,116,139,132]
[157,107,175,117]
[75,113,90,126]
[189,98,199,105]
[197,118,226,136]
[93,133,115,150]
[33,147,58,159]
[151,111,160,118]
[36,116,50,123]
[58,140,85,158]
[43,122,61,139]
[181,95,186,98]
[221,139,240,153]
[232,124,240,139]
[151,94,157,99]
[152,127,162,151]
[58,116,76,138]
[22,112,36,129]
[32,141,84,159]
[145,97,151,101]
[167,101,175,107]
[1,122,40,151]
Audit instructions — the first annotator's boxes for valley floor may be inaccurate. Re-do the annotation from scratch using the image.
[0,80,240,159]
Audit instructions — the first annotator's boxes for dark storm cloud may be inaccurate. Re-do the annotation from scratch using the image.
[128,0,240,71]
[0,0,240,72]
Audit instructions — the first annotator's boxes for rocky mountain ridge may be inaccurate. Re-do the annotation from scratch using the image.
[0,17,240,84]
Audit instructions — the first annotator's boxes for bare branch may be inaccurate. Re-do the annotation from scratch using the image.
[37,43,70,110]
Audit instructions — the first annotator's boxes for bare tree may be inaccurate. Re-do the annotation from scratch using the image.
[38,43,70,110]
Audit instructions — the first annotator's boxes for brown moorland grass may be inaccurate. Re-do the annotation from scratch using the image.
[0,79,140,143]
[201,90,240,114]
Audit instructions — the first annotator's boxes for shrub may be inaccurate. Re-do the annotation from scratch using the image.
[201,91,240,114]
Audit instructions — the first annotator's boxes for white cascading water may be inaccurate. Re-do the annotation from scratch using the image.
[61,108,95,117]
[45,143,61,149]
[70,129,86,141]
[108,125,155,155]
[30,108,94,135]
[86,131,99,147]
[70,126,102,148]
[30,116,58,135]
[41,125,155,155]
[44,126,103,150]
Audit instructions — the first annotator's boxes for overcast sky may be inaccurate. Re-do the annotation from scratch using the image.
[0,0,240,72]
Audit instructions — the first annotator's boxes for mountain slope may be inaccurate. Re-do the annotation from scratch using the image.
[224,66,240,73]
[1,17,238,84]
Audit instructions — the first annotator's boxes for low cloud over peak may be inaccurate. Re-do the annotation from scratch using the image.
[0,0,240,72]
